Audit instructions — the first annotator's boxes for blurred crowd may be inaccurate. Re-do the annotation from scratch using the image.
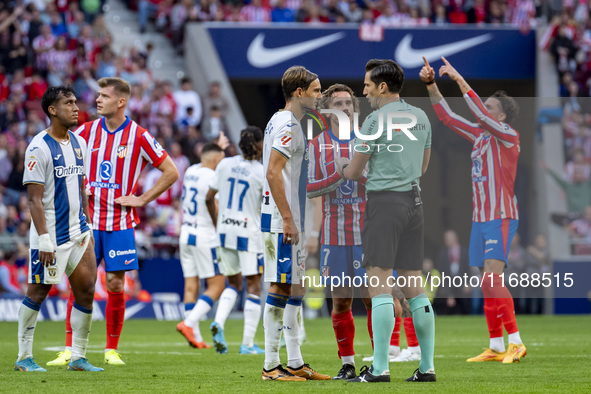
[0,1,236,296]
[542,4,591,255]
[131,0,542,52]
[0,0,572,299]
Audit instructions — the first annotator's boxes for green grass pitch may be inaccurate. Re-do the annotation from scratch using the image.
[1,315,590,392]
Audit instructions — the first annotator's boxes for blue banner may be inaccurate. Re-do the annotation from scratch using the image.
[206,25,535,80]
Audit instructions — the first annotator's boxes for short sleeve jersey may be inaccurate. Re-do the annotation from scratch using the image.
[355,100,431,192]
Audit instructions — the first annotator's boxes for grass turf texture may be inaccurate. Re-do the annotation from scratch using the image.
[1,315,590,392]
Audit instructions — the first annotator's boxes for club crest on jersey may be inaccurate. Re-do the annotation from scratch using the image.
[74,148,82,159]
[117,145,129,158]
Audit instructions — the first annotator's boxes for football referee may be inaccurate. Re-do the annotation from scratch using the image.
[342,59,436,383]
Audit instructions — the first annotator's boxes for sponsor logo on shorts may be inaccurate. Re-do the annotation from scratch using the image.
[353,260,361,269]
[124,259,135,265]
[485,248,494,254]
[109,249,136,259]
[485,239,498,245]
[296,250,305,269]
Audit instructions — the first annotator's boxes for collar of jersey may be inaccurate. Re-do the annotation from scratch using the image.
[327,128,355,143]
[101,116,130,134]
[381,99,408,111]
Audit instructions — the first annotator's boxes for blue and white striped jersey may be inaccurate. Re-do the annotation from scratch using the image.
[23,130,90,248]
[211,155,264,252]
[261,110,308,233]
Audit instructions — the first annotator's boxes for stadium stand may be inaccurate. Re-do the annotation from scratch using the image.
[0,0,584,320]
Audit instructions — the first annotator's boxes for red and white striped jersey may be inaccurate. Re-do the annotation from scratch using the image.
[433,90,519,223]
[307,129,365,245]
[75,117,168,231]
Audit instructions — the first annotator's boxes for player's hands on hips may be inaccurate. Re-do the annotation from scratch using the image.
[282,219,299,245]
[115,194,146,207]
[439,56,462,81]
[38,233,56,267]
[420,56,435,83]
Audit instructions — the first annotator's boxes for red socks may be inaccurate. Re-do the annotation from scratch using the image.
[367,309,373,349]
[332,310,356,357]
[482,273,519,336]
[65,291,74,347]
[404,317,419,347]
[390,317,401,346]
[106,291,126,350]
[483,295,503,338]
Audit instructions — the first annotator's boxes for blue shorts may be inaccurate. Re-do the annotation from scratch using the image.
[94,228,138,272]
[321,245,365,279]
[469,219,518,267]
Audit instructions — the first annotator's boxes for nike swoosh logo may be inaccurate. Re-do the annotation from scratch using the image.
[247,32,346,68]
[124,303,146,319]
[337,338,348,342]
[394,33,493,68]
[485,248,494,254]
[91,148,101,152]
[124,259,135,265]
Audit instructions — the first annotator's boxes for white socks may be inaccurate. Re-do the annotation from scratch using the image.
[17,297,40,362]
[263,293,289,370]
[490,336,506,352]
[184,295,214,342]
[183,303,195,320]
[70,303,93,361]
[508,331,523,345]
[243,294,261,347]
[214,287,239,328]
[263,302,284,370]
[342,355,355,365]
[284,299,304,369]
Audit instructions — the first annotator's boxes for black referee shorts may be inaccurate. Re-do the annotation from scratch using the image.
[362,190,424,271]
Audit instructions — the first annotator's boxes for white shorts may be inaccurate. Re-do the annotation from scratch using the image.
[179,242,220,279]
[263,232,306,285]
[29,231,91,285]
[217,247,263,277]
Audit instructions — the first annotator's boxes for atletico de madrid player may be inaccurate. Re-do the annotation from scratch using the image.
[46,78,179,366]
[421,56,526,364]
